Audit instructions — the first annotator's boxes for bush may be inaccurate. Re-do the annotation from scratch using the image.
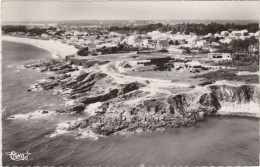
[77,47,89,56]
[192,69,258,83]
[159,49,169,53]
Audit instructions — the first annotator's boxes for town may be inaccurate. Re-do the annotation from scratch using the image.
[2,21,259,84]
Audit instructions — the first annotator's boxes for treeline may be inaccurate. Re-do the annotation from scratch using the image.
[214,36,258,53]
[2,25,57,35]
[77,44,140,56]
[96,44,139,55]
[109,22,259,35]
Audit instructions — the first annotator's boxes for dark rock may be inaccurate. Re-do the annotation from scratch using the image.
[75,72,89,81]
[79,89,119,105]
[199,93,221,112]
[56,103,85,113]
[48,76,55,80]
[198,80,215,86]
[42,110,49,114]
[57,74,71,80]
[119,82,145,95]
[39,81,59,90]
[98,61,110,65]
[68,58,100,68]
[40,68,48,72]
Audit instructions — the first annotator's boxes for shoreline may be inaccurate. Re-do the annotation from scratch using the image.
[4,36,258,119]
[217,101,260,118]
[2,36,259,137]
[2,35,78,59]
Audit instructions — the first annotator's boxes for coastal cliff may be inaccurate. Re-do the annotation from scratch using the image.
[25,58,260,136]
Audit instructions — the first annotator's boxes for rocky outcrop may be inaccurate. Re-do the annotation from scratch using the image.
[67,84,259,135]
[208,85,260,103]
[66,56,110,68]
[119,82,146,95]
[26,59,260,136]
[56,103,85,113]
[79,89,119,105]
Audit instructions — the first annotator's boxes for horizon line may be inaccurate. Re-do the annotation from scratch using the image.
[3,19,259,23]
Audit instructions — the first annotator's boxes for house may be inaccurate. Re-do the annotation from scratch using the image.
[185,61,202,69]
[26,32,32,36]
[87,43,96,52]
[168,47,185,54]
[221,31,229,36]
[117,61,133,73]
[142,39,150,48]
[70,36,79,42]
[208,53,232,61]
[248,44,259,54]
[211,42,220,46]
[231,30,248,37]
[134,37,142,43]
[132,37,143,47]
[17,32,25,35]
[219,38,232,44]
[214,33,221,38]
[174,62,186,69]
[128,60,151,67]
[78,39,86,45]
[156,40,168,49]
[120,36,126,42]
[196,40,209,48]
[111,38,121,45]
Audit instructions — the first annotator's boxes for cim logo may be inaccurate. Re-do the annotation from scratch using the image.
[6,151,31,161]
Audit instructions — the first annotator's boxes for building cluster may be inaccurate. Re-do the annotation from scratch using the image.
[6,24,260,57]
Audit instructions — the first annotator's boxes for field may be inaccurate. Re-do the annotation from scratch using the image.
[192,69,259,84]
[73,52,259,85]
[126,68,214,86]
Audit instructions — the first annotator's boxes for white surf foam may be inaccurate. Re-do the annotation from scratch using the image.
[7,110,56,120]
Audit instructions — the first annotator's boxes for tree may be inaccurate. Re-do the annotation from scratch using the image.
[77,47,89,56]
[118,44,124,51]
[185,48,191,54]
[168,40,174,45]
[174,40,180,45]
[111,47,118,53]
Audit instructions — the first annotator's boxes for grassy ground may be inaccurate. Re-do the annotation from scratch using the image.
[211,59,259,72]
[192,69,259,84]
[126,68,212,85]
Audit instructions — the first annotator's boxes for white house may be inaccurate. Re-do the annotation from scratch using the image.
[168,47,185,54]
[221,31,230,36]
[174,62,186,69]
[231,30,248,37]
[70,36,79,42]
[156,40,168,49]
[219,38,232,44]
[208,53,232,61]
[196,40,209,48]
[185,61,203,69]
[41,33,49,38]
[78,39,86,45]
[117,61,133,73]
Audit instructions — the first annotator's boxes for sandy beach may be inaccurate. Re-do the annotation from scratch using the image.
[218,102,260,117]
[2,35,78,59]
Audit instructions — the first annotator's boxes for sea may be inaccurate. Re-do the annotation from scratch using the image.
[2,40,259,166]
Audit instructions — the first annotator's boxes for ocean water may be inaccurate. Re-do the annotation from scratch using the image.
[2,41,259,166]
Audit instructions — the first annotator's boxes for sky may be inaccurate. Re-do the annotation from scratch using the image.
[1,1,259,22]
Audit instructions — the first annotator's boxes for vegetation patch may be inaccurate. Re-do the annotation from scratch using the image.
[192,70,258,83]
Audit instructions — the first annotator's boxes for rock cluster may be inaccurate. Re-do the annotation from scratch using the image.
[26,58,260,136]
